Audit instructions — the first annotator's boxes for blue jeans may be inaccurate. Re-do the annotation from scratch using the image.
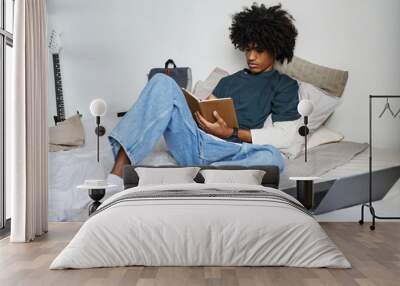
[108,74,284,171]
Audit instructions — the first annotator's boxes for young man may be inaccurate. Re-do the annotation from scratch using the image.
[108,3,300,182]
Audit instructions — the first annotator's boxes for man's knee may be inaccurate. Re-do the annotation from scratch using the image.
[149,73,177,87]
[146,73,182,103]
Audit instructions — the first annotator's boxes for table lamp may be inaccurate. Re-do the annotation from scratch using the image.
[89,99,107,162]
[297,99,314,162]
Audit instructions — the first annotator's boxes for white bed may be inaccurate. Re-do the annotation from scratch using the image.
[47,66,400,221]
[50,183,350,269]
[48,134,400,222]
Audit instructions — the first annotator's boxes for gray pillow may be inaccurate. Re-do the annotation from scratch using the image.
[274,56,348,97]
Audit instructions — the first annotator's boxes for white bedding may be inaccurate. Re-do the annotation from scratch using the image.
[319,147,400,182]
[48,148,110,221]
[50,183,350,269]
[49,141,400,222]
[48,137,176,221]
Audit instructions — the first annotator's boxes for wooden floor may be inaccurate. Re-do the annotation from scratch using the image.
[0,222,399,286]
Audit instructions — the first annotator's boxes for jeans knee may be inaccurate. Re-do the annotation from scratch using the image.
[149,73,176,86]
[147,73,181,100]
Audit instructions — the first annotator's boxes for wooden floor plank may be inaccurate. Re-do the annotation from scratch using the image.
[0,222,399,286]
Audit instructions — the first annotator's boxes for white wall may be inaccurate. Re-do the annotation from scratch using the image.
[47,0,400,151]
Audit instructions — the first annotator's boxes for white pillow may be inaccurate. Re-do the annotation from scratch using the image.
[297,80,341,131]
[308,126,344,149]
[193,67,229,100]
[277,80,341,159]
[284,125,344,159]
[200,169,266,185]
[135,167,200,186]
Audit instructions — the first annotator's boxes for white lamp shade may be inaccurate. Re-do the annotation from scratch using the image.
[89,99,107,117]
[297,99,314,116]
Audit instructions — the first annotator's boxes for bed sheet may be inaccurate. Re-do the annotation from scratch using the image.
[319,147,400,181]
[48,146,111,221]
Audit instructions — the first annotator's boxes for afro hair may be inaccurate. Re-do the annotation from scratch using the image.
[229,3,298,64]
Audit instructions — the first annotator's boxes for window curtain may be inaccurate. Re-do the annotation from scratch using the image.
[8,0,48,242]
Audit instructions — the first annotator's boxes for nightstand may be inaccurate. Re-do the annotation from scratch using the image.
[289,177,320,210]
[77,181,117,215]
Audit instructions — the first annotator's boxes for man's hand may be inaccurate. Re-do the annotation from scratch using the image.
[195,111,233,138]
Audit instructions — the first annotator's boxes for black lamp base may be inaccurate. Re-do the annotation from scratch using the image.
[88,188,105,215]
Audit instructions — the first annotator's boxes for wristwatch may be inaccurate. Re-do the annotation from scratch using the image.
[231,127,239,138]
